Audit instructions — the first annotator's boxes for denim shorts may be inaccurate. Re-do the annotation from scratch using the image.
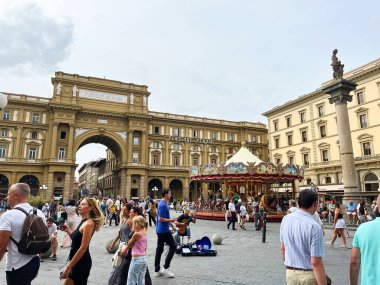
[127,256,147,285]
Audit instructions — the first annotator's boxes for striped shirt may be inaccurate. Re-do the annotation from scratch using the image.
[280,209,325,270]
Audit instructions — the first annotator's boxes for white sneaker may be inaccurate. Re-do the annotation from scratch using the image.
[154,270,165,277]
[162,268,175,278]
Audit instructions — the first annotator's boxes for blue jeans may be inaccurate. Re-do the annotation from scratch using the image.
[127,256,147,285]
[6,256,40,285]
[174,227,191,244]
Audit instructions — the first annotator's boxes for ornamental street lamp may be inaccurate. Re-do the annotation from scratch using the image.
[152,186,158,198]
[0,93,8,110]
[39,184,47,197]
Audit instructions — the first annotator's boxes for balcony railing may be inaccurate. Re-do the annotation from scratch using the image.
[355,154,380,161]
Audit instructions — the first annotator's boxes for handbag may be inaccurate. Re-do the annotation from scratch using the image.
[111,242,125,267]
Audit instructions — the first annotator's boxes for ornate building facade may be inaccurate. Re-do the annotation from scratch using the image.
[263,58,380,202]
[0,72,268,201]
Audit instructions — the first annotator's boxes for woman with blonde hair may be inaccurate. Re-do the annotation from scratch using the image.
[60,197,104,285]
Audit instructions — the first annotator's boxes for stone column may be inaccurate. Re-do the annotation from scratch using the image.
[164,177,169,189]
[323,79,359,203]
[126,175,131,199]
[63,172,71,201]
[165,140,170,166]
[183,177,189,200]
[50,123,59,160]
[120,169,127,198]
[14,127,22,158]
[202,182,208,202]
[127,131,133,163]
[67,123,75,163]
[47,172,54,199]
[139,174,146,198]
[141,132,147,165]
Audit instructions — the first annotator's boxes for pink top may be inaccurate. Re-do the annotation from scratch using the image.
[132,234,147,256]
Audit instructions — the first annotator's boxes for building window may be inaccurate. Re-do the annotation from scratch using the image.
[228,147,234,154]
[153,141,159,149]
[357,91,365,105]
[192,145,198,152]
[211,158,217,164]
[252,135,257,143]
[322,150,329,162]
[192,157,198,166]
[173,155,180,166]
[286,116,291,127]
[303,153,309,166]
[133,137,139,145]
[31,131,38,139]
[2,110,10,121]
[132,153,139,163]
[228,133,234,141]
[318,105,324,117]
[152,154,159,165]
[275,158,281,164]
[320,125,326,138]
[210,146,216,153]
[154,126,160,135]
[193,130,198,138]
[173,143,179,151]
[0,146,6,157]
[275,138,280,149]
[1,128,8,137]
[211,132,217,140]
[287,134,293,146]
[325,177,332,184]
[273,121,278,131]
[173,128,180,137]
[288,156,294,164]
[28,148,37,159]
[301,130,307,142]
[60,131,67,139]
[363,142,371,156]
[32,113,39,124]
[306,178,312,185]
[359,114,368,128]
[58,148,65,159]
[300,112,306,123]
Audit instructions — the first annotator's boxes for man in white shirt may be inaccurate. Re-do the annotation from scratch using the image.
[227,199,237,230]
[46,217,58,261]
[115,196,121,225]
[0,183,46,284]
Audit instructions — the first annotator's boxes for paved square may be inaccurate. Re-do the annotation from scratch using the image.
[0,212,352,284]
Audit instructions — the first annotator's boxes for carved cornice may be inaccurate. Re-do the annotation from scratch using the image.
[49,103,82,112]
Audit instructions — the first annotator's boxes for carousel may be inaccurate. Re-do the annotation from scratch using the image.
[190,142,304,222]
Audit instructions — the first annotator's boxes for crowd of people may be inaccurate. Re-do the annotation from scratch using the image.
[0,183,194,285]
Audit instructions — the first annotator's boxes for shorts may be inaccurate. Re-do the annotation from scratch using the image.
[347,211,356,215]
[335,219,346,229]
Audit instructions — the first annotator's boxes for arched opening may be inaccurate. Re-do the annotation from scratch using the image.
[75,132,125,199]
[148,178,163,199]
[169,179,183,202]
[19,175,39,196]
[364,173,379,192]
[0,174,9,199]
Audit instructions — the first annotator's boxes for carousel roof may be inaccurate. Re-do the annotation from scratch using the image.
[225,142,262,166]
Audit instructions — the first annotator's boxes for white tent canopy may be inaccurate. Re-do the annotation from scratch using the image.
[225,142,263,166]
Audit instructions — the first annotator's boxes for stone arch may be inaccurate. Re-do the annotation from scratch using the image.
[148,178,163,198]
[363,172,379,192]
[0,174,9,198]
[169,178,183,201]
[19,175,40,196]
[74,130,127,163]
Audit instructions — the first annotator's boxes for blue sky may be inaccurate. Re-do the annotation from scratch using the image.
[1,0,379,175]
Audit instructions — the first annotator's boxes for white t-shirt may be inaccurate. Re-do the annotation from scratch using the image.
[0,203,46,271]
[48,223,57,237]
[115,199,121,211]
[106,198,113,207]
[240,205,247,216]
[228,202,236,212]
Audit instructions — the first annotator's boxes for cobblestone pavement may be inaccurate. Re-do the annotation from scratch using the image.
[0,211,353,285]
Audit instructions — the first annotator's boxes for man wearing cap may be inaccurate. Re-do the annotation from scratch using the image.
[350,195,380,285]
[174,209,196,243]
[280,189,327,285]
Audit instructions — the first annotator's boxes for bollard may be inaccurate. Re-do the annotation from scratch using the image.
[262,212,267,243]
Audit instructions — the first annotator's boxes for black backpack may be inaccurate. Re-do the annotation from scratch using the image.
[10,207,51,255]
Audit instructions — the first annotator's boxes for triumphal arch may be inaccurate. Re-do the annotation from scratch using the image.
[0,72,268,201]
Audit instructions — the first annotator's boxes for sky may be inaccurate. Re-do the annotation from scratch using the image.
[1,0,379,176]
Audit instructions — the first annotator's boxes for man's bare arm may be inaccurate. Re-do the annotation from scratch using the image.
[349,246,361,285]
[311,256,327,285]
[0,230,11,261]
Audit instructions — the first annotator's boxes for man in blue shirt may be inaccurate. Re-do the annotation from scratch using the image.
[346,200,357,225]
[280,189,327,285]
[350,195,380,285]
[154,188,176,278]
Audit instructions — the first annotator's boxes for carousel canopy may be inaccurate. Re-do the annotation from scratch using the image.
[225,142,262,166]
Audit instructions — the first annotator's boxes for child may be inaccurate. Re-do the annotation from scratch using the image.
[123,215,148,285]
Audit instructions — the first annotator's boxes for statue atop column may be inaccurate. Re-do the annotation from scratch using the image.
[331,49,344,80]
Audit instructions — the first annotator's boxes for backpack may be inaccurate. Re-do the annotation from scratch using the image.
[10,207,51,255]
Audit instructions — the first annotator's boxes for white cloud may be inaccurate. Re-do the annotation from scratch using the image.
[0,1,74,74]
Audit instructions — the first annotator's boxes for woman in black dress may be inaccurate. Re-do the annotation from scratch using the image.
[60,197,104,285]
